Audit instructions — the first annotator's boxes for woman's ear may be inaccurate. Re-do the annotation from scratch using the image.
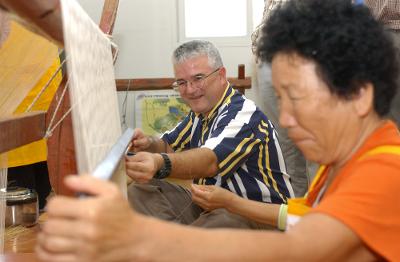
[353,82,374,117]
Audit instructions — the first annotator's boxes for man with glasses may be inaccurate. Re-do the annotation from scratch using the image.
[125,40,294,229]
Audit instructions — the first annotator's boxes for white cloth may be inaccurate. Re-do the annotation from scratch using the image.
[60,0,126,193]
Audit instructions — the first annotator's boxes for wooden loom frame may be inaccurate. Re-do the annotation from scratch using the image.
[0,0,252,195]
[0,0,121,195]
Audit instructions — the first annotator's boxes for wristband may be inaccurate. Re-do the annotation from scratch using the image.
[277,204,288,231]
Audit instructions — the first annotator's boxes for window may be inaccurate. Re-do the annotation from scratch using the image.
[178,0,265,45]
[184,0,247,38]
[252,0,265,30]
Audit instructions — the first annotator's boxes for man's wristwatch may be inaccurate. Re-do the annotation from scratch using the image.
[154,153,171,179]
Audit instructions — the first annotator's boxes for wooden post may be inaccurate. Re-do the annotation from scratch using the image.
[237,64,245,95]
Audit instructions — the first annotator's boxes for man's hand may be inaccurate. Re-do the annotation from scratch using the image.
[130,128,153,152]
[35,175,144,262]
[125,152,163,183]
[190,184,235,211]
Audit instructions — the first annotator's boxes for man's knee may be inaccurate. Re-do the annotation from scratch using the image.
[127,180,196,222]
[191,209,268,229]
[127,182,162,211]
[127,179,176,204]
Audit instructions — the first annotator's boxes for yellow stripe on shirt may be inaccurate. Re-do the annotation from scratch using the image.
[171,117,193,149]
[262,142,286,202]
[219,134,255,170]
[220,137,259,177]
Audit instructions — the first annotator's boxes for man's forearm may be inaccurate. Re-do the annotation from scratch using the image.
[169,147,219,180]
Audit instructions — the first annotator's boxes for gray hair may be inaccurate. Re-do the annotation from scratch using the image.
[172,40,223,69]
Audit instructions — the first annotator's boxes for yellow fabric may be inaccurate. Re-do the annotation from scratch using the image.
[287,165,326,216]
[7,58,62,168]
[0,21,58,117]
[358,145,400,160]
[287,145,400,217]
[287,198,311,216]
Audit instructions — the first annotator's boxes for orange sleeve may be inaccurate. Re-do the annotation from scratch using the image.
[312,154,400,261]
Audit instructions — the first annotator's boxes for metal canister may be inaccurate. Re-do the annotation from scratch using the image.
[5,186,39,227]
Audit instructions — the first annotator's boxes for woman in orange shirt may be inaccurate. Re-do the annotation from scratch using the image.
[36,0,400,261]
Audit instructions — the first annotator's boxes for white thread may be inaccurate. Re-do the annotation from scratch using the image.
[60,0,124,193]
[0,154,7,253]
[120,79,131,128]
[44,78,70,138]
[26,57,66,112]
[45,46,119,138]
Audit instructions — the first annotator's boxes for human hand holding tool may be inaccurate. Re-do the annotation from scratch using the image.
[36,175,145,262]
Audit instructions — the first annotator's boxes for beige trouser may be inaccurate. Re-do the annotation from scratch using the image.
[128,179,275,230]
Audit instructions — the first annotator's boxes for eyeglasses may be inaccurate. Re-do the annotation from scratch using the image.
[172,67,221,92]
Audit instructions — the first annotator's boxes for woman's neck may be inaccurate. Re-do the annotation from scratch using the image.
[329,116,385,179]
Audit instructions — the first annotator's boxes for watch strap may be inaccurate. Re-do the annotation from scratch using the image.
[154,153,171,179]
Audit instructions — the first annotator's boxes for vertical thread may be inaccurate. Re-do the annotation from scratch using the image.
[0,153,8,253]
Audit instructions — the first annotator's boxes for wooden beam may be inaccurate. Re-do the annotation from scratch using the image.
[115,77,251,93]
[0,111,46,154]
[0,0,64,45]
[236,64,246,94]
[99,0,119,35]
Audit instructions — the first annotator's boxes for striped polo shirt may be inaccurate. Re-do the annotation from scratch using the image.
[162,84,294,204]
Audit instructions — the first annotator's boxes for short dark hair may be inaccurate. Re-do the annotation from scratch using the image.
[256,0,399,116]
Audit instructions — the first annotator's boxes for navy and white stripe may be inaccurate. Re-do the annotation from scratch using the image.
[162,85,294,203]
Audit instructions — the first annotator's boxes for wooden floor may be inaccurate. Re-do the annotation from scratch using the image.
[1,214,45,261]
[4,223,39,253]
